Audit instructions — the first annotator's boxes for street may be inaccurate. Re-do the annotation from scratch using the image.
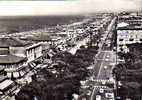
[90,17,117,100]
[91,50,116,100]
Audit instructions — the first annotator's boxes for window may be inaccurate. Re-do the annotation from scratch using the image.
[119,45,123,47]
[129,39,134,41]
[119,39,123,41]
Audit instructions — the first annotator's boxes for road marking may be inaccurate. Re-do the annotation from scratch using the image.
[90,52,106,100]
[97,52,107,78]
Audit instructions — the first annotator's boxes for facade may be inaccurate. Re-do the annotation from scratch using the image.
[0,54,27,79]
[0,37,29,57]
[117,15,142,52]
[26,43,42,63]
[0,37,43,64]
[0,37,43,79]
[117,29,142,52]
[20,35,54,62]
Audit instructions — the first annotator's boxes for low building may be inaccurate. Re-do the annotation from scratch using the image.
[0,38,27,79]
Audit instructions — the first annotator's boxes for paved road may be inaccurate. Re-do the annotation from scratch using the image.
[78,17,117,100]
[90,17,117,100]
[90,50,116,100]
[97,51,116,79]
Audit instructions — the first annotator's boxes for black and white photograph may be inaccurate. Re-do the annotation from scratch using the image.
[0,0,142,100]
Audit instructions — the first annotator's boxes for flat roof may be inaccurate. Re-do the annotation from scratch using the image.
[0,37,29,47]
[0,55,27,64]
[26,35,51,41]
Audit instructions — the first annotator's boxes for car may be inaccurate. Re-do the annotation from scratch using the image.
[104,66,108,69]
[86,90,91,95]
[99,88,104,93]
[106,40,111,44]
[105,93,114,99]
[105,58,109,61]
[116,96,121,99]
[102,81,106,85]
[96,95,101,100]
[106,55,110,58]
[109,63,116,66]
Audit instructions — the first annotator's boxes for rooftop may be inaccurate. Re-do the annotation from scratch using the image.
[117,16,142,30]
[0,80,13,90]
[25,35,52,42]
[0,55,27,64]
[117,22,142,30]
[0,37,29,47]
[0,43,9,48]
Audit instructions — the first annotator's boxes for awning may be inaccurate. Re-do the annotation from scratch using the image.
[20,71,25,76]
[29,62,36,68]
[13,72,20,78]
[0,80,13,90]
[18,65,26,71]
[7,73,12,78]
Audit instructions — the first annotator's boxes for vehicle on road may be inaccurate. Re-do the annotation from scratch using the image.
[102,81,106,85]
[106,55,110,58]
[105,93,114,99]
[96,95,101,100]
[105,59,109,61]
[99,88,104,93]
[86,90,91,96]
[104,66,108,69]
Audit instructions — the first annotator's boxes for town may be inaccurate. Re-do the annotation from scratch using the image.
[0,12,142,100]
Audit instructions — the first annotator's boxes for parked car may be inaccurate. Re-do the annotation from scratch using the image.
[96,95,101,100]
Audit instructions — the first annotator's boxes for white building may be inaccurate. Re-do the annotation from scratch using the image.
[117,30,142,52]
[26,43,42,63]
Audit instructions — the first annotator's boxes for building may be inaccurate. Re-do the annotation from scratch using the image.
[26,43,42,63]
[117,15,142,52]
[0,37,43,63]
[20,35,53,62]
[0,44,27,79]
[0,37,30,57]
[0,37,44,79]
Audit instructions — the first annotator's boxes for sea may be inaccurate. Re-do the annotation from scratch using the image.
[0,15,85,34]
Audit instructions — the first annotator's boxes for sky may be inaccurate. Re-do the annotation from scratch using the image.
[0,0,141,16]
